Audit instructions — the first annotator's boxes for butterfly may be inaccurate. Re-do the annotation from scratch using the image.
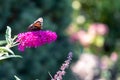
[28,17,43,31]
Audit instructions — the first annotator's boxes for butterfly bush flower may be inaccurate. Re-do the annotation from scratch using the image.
[17,30,57,51]
[52,52,72,80]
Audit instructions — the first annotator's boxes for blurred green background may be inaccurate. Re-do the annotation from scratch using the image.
[0,0,120,80]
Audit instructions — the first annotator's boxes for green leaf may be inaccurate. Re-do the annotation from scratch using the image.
[0,55,22,60]
[0,47,14,54]
[14,75,21,80]
[5,26,12,44]
[0,52,8,57]
[48,72,54,79]
[0,40,6,45]
[12,35,18,41]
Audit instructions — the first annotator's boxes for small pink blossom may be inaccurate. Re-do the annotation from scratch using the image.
[110,52,118,62]
[17,30,57,51]
[88,23,108,35]
[77,30,94,47]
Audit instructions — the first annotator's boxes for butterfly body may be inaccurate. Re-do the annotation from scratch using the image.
[28,18,43,31]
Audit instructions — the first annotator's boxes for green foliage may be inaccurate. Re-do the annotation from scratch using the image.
[0,0,73,80]
[0,26,22,60]
[5,26,12,44]
[0,40,6,45]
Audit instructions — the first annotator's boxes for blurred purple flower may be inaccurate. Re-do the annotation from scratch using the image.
[17,30,57,51]
[52,52,72,80]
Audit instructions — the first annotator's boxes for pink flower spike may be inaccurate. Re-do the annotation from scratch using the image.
[17,30,57,51]
[52,52,72,80]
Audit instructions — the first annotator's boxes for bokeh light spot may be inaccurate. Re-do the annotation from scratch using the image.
[72,1,81,10]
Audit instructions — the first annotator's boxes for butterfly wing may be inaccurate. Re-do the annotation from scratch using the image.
[28,18,43,31]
